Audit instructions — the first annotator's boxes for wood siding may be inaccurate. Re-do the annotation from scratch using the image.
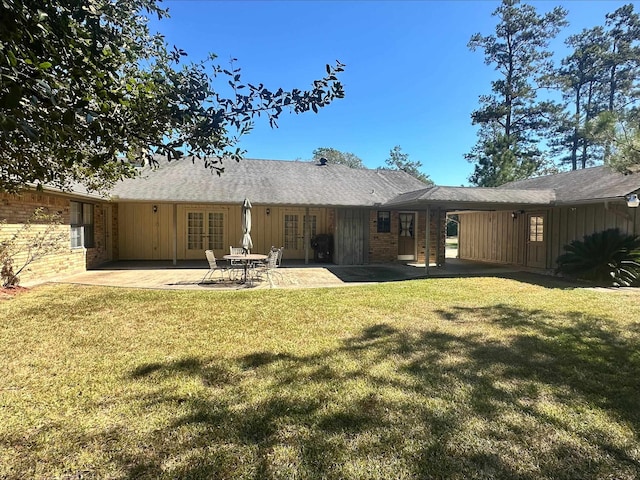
[548,202,638,265]
[459,210,526,266]
[459,202,639,270]
[117,203,330,261]
[335,208,369,265]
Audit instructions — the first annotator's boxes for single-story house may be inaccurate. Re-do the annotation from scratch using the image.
[2,159,639,284]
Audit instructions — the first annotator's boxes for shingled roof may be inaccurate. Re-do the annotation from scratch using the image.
[385,185,555,209]
[499,165,640,204]
[110,157,427,206]
[106,159,640,209]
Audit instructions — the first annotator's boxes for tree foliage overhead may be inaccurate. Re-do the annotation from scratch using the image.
[466,0,567,186]
[383,145,433,185]
[311,147,365,169]
[0,0,345,193]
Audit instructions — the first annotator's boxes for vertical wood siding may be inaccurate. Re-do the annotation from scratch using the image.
[549,203,636,264]
[117,203,330,261]
[459,202,638,270]
[459,210,524,265]
[335,208,369,265]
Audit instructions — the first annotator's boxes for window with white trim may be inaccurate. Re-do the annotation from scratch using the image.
[377,211,391,233]
[70,201,94,248]
[529,215,544,242]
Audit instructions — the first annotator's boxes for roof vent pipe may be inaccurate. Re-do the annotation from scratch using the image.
[319,157,328,166]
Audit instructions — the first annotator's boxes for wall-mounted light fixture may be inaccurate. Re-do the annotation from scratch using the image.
[511,210,526,219]
[153,205,158,213]
[266,208,271,216]
[626,194,639,208]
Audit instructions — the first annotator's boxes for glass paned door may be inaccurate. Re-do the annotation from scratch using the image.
[398,212,416,260]
[187,212,204,250]
[186,211,225,258]
[283,212,318,258]
[284,214,299,250]
[526,213,546,268]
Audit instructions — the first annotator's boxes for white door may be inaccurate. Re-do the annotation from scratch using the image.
[283,212,318,258]
[185,211,225,259]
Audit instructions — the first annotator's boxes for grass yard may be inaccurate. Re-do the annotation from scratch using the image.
[1,278,639,479]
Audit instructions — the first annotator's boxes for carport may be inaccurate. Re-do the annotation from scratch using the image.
[383,185,556,275]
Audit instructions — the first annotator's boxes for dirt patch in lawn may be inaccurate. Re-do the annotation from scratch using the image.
[0,286,29,300]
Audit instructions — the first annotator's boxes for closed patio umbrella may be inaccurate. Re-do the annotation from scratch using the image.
[241,198,253,253]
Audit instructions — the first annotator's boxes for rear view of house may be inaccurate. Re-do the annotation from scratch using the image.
[3,160,639,285]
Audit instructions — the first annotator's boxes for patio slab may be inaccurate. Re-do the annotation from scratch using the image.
[38,258,536,291]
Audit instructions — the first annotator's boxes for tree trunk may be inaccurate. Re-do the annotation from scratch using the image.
[571,87,581,170]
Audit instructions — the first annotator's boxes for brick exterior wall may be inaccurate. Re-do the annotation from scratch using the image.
[0,190,110,285]
[369,210,399,263]
[416,209,446,266]
[369,208,446,264]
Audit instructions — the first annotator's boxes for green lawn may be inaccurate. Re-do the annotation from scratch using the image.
[1,279,639,479]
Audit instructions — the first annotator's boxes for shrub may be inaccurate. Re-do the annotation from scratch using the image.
[556,228,640,287]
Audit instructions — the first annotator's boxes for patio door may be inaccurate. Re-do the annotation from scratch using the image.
[526,213,546,268]
[185,211,225,259]
[283,212,318,259]
[398,212,416,261]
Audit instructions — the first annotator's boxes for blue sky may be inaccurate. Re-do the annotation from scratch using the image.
[150,0,630,186]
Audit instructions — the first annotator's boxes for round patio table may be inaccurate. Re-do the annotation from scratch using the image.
[223,253,267,283]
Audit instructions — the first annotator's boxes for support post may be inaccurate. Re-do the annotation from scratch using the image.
[304,207,310,265]
[435,208,441,267]
[425,206,430,276]
[172,204,177,266]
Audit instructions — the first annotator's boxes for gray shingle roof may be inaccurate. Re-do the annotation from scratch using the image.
[385,185,555,209]
[110,157,428,206]
[500,165,640,204]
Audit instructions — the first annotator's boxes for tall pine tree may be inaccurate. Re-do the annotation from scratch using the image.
[550,3,640,171]
[549,27,609,170]
[466,0,567,186]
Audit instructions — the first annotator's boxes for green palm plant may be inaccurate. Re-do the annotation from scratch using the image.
[556,228,640,287]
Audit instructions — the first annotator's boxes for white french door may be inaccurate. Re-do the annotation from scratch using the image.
[185,211,225,259]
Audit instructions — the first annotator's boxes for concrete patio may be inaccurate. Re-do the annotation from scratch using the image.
[43,258,531,291]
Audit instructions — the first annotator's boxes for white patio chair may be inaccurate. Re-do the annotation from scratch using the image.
[252,246,283,287]
[228,246,246,280]
[201,250,228,283]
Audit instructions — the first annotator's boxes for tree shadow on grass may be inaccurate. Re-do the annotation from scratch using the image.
[115,311,640,479]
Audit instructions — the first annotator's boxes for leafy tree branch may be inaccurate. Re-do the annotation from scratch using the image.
[0,0,345,193]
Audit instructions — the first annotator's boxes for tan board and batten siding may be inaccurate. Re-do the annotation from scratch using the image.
[459,202,639,269]
[117,202,328,261]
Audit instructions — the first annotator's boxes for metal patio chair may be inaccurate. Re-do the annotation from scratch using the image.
[201,250,228,283]
[252,246,284,287]
[228,246,246,280]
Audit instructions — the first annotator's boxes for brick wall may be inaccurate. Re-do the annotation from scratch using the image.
[0,190,110,285]
[369,208,446,264]
[369,210,399,263]
[415,209,446,266]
